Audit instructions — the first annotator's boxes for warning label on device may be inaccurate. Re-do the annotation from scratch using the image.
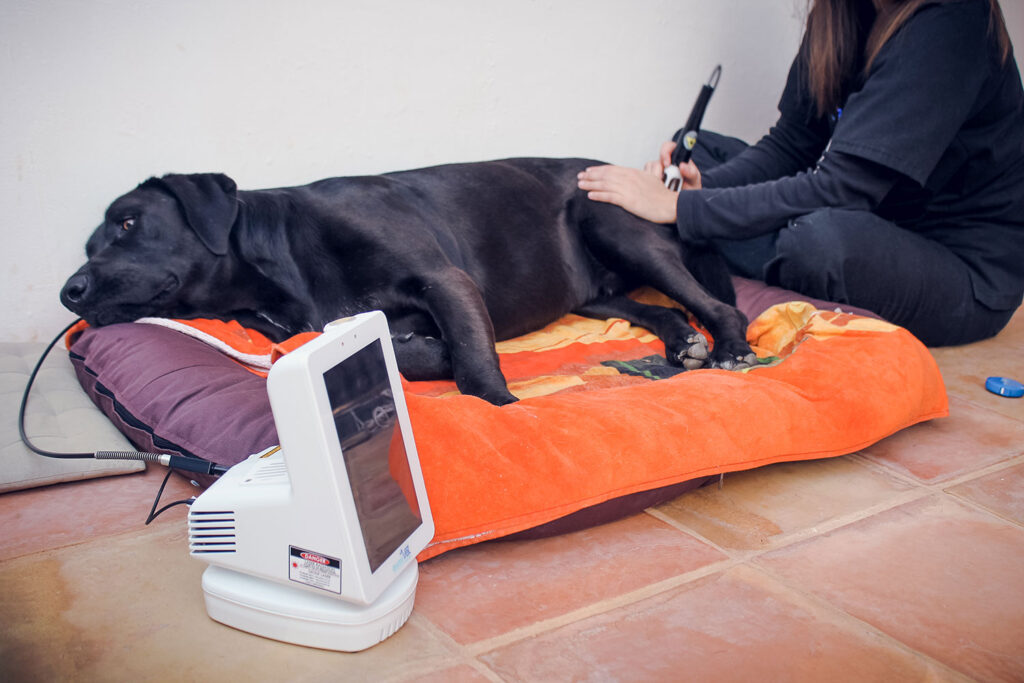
[288,546,342,594]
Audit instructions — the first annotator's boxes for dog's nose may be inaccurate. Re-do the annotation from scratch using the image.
[61,273,92,305]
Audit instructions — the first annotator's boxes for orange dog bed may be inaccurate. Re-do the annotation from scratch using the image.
[403,298,947,558]
[67,290,947,560]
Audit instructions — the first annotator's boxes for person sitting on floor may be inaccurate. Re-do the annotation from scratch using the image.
[577,0,1024,346]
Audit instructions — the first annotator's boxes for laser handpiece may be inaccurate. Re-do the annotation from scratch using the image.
[664,65,722,191]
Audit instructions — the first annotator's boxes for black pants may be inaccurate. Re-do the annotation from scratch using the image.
[692,132,1016,346]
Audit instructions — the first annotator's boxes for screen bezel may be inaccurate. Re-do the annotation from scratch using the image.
[267,311,434,603]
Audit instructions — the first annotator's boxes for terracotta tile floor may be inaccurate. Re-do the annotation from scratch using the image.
[2,308,1021,682]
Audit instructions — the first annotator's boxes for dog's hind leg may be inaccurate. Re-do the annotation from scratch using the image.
[417,267,518,405]
[577,201,756,370]
[574,297,714,370]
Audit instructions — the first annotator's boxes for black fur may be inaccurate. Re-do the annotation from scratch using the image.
[61,158,755,405]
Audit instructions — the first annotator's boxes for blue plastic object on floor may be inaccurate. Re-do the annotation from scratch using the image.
[985,376,1023,398]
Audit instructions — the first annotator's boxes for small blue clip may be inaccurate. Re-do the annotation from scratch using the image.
[985,376,1023,398]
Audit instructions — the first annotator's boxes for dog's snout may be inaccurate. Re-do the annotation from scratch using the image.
[61,273,92,305]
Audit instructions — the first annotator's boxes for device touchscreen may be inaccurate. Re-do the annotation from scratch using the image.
[323,338,423,572]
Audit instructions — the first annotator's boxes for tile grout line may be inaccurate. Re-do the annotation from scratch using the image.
[933,452,1024,530]
[742,561,976,682]
[852,450,1024,529]
[931,451,1024,489]
[850,449,1024,494]
[461,658,507,683]
[847,450,947,489]
[644,506,736,558]
[656,450,1022,566]
[647,484,933,564]
[459,556,744,658]
[402,613,506,683]
[943,488,1024,531]
[0,518,188,566]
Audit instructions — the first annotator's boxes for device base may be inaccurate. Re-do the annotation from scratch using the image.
[201,563,418,651]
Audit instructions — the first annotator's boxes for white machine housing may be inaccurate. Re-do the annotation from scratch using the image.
[188,311,434,650]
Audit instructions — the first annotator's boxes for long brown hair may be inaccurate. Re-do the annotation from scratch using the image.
[804,0,1013,116]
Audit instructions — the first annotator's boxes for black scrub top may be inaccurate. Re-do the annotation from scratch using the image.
[695,0,1024,310]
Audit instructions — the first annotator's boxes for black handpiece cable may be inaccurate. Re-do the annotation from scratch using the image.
[18,319,229,478]
[664,64,722,191]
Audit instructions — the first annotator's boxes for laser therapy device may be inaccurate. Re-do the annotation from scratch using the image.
[188,311,434,651]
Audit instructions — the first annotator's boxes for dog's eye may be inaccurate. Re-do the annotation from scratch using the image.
[121,218,136,231]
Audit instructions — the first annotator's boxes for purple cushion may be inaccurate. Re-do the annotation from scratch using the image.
[70,322,276,468]
[733,276,881,321]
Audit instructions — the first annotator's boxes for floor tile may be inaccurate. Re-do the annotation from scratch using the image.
[479,566,951,682]
[947,460,1024,525]
[929,314,1024,425]
[937,370,1023,424]
[0,524,456,682]
[860,396,1024,483]
[415,513,727,645]
[756,494,1024,682]
[653,456,914,551]
[0,465,199,561]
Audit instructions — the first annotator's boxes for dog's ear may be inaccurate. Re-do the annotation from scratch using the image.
[152,173,238,256]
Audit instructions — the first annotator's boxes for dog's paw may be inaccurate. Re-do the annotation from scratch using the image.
[671,335,758,372]
[709,344,759,371]
[710,353,759,370]
[673,332,711,370]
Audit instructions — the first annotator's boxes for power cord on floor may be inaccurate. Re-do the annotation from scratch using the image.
[145,468,198,524]
[19,320,228,521]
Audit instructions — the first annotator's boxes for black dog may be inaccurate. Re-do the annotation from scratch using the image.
[61,158,756,405]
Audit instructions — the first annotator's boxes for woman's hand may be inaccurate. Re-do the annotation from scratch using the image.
[642,140,703,190]
[577,164,679,224]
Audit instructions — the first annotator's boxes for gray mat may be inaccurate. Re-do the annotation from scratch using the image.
[1,341,142,493]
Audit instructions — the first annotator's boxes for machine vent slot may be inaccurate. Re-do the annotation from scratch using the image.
[243,460,290,485]
[189,510,237,554]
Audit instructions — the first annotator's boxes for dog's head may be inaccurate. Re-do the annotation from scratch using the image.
[61,173,238,326]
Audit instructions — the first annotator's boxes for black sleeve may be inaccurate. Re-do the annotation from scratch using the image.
[701,118,830,188]
[676,151,898,241]
[701,55,833,189]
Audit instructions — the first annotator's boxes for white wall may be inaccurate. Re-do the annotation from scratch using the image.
[2,0,807,342]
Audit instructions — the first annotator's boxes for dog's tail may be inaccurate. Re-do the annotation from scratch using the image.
[682,243,736,306]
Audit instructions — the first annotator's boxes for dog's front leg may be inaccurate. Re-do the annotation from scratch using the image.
[419,268,517,406]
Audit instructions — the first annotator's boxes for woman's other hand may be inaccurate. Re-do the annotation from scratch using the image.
[642,140,703,190]
[677,159,702,190]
